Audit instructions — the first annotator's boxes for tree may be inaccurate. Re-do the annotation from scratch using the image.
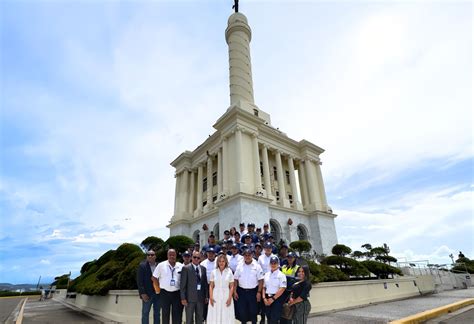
[290,240,312,256]
[361,260,402,279]
[163,235,194,254]
[141,236,164,252]
[351,250,365,260]
[332,244,352,257]
[322,255,370,277]
[361,243,374,260]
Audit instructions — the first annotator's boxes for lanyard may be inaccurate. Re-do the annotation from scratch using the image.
[169,265,176,279]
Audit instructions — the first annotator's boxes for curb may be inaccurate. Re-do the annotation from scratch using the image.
[389,298,474,324]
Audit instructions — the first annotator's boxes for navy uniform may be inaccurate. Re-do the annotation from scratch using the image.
[263,256,287,324]
[234,249,264,324]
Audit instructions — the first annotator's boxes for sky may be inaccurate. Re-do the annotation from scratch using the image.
[0,0,472,284]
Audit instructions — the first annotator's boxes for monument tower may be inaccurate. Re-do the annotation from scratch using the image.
[168,5,338,254]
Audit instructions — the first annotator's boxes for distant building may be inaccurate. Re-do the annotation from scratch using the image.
[168,11,338,255]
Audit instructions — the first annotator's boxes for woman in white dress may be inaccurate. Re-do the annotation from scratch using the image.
[207,254,235,324]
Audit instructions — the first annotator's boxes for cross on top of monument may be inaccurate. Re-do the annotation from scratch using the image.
[232,0,239,13]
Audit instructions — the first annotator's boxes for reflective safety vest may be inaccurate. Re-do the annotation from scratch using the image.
[281,264,300,277]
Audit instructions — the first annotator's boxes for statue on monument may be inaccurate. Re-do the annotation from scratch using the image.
[232,0,239,13]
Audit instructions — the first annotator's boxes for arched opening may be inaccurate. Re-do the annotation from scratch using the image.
[192,230,200,243]
[297,224,309,241]
[269,219,282,243]
[212,223,220,240]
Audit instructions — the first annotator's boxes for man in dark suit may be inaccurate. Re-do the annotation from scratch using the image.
[137,249,160,324]
[180,251,209,324]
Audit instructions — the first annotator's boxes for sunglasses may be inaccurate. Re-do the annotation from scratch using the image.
[147,254,155,256]
[192,256,200,259]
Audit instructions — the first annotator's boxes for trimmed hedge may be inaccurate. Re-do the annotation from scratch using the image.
[70,243,145,295]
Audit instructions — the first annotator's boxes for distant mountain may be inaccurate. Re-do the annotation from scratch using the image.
[0,283,38,291]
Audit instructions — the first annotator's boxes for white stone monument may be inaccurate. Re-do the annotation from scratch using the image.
[168,10,338,255]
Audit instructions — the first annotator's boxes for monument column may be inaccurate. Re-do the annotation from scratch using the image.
[195,164,203,216]
[206,156,213,209]
[275,151,290,207]
[225,12,257,113]
[305,159,321,210]
[222,138,229,197]
[181,170,189,214]
[288,156,302,210]
[188,170,195,213]
[315,160,328,211]
[173,171,181,219]
[261,145,273,201]
[217,149,223,199]
[298,161,309,208]
[252,134,262,194]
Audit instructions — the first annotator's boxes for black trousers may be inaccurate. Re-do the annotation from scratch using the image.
[160,289,183,324]
[236,286,258,324]
[265,294,285,324]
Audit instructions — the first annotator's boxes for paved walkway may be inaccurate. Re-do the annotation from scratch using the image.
[0,297,26,323]
[309,288,474,323]
[21,298,104,324]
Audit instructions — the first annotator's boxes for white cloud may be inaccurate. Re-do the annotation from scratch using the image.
[335,185,473,263]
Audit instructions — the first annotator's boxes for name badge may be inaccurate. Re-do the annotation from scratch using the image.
[170,279,176,286]
[197,284,201,291]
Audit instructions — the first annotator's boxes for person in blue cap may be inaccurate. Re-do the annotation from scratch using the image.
[202,232,221,254]
[262,256,287,324]
[234,247,264,324]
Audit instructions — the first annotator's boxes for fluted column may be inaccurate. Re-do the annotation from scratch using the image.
[305,159,321,211]
[217,149,223,200]
[298,161,309,208]
[261,145,273,201]
[222,138,229,197]
[206,156,213,208]
[173,171,181,220]
[195,164,203,216]
[315,160,328,211]
[288,156,302,210]
[275,151,290,207]
[252,134,262,194]
[235,128,243,191]
[188,170,195,213]
[182,170,189,214]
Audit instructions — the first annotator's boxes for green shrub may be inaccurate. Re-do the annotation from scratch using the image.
[116,255,143,289]
[290,240,312,255]
[361,260,403,279]
[96,250,117,268]
[96,260,122,281]
[306,260,349,283]
[141,236,165,252]
[115,243,143,260]
[164,235,194,254]
[80,260,97,274]
[322,255,370,277]
[332,244,352,256]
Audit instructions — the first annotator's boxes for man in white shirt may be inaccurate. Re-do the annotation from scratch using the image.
[239,222,248,237]
[152,249,183,324]
[234,247,264,324]
[228,243,243,273]
[258,242,276,275]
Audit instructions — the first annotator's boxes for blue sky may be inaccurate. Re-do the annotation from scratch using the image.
[1,0,472,284]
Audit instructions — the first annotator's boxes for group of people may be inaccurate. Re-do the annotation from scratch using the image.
[137,222,312,324]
